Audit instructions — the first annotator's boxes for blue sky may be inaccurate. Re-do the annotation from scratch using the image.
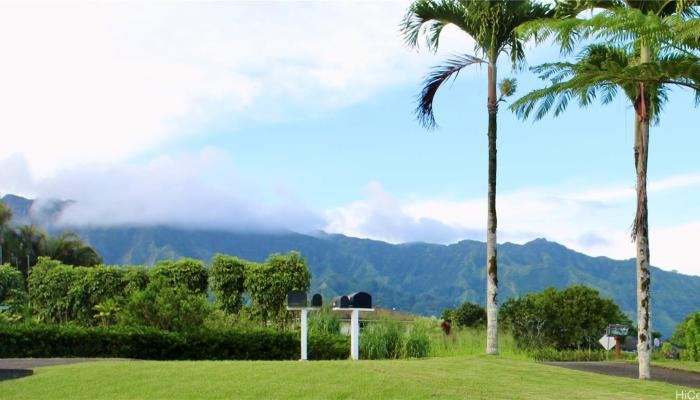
[1,1,699,275]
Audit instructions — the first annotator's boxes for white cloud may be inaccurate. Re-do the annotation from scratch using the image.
[0,150,324,232]
[325,181,482,243]
[0,1,475,177]
[325,175,700,276]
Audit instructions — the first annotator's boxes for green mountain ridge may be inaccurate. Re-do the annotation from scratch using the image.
[2,194,697,337]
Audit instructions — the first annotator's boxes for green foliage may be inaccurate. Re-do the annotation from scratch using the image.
[499,78,517,99]
[674,310,700,361]
[403,320,431,358]
[442,301,486,327]
[360,318,406,360]
[151,258,208,295]
[0,264,23,302]
[245,251,310,326]
[501,285,630,350]
[360,318,432,359]
[401,0,554,128]
[210,254,247,314]
[308,305,341,336]
[122,266,149,294]
[28,258,78,324]
[93,298,122,327]
[529,347,609,362]
[360,323,391,360]
[308,333,349,360]
[0,323,312,360]
[43,231,103,268]
[28,258,148,325]
[120,278,211,332]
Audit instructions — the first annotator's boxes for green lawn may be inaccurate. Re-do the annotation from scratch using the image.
[651,359,700,373]
[0,356,692,399]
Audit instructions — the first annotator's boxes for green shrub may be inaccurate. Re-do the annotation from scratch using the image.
[210,254,248,314]
[122,266,149,294]
[28,258,140,325]
[0,264,23,302]
[403,321,430,358]
[151,259,208,295]
[121,278,211,332]
[308,333,349,360]
[28,258,78,324]
[500,285,630,350]
[246,252,310,327]
[530,347,609,362]
[442,301,486,328]
[0,323,346,360]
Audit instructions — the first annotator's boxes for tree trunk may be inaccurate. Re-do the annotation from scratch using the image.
[634,45,652,380]
[486,61,499,355]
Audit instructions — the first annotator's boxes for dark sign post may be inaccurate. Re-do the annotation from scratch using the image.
[606,324,629,359]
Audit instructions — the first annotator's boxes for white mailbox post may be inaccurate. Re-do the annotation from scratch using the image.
[287,291,322,361]
[332,292,374,360]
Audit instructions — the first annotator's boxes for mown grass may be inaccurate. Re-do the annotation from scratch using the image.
[0,355,691,400]
[648,359,700,373]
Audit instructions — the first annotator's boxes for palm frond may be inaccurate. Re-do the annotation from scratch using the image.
[511,43,700,122]
[416,54,485,129]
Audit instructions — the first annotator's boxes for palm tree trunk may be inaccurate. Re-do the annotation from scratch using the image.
[486,61,499,355]
[634,45,652,380]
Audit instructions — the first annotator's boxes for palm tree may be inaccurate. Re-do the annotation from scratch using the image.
[43,231,102,267]
[511,1,700,378]
[16,224,45,281]
[0,203,11,265]
[402,0,554,354]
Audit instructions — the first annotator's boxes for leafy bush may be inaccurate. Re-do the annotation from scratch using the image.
[151,259,208,295]
[210,254,248,314]
[530,347,609,362]
[500,285,630,350]
[674,311,700,361]
[0,323,346,360]
[120,277,212,332]
[308,333,349,360]
[122,266,149,294]
[28,258,146,325]
[0,264,23,302]
[442,301,486,327]
[0,324,328,360]
[246,251,310,326]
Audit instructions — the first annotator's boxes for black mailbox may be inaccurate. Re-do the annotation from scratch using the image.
[347,292,372,309]
[311,293,323,308]
[286,291,307,308]
[332,295,350,308]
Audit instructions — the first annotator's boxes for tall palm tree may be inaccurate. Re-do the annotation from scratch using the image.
[511,2,700,378]
[0,203,11,265]
[402,0,554,354]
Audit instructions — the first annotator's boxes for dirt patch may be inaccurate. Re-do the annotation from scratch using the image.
[544,361,700,388]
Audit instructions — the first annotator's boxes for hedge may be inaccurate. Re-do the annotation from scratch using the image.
[0,324,349,361]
